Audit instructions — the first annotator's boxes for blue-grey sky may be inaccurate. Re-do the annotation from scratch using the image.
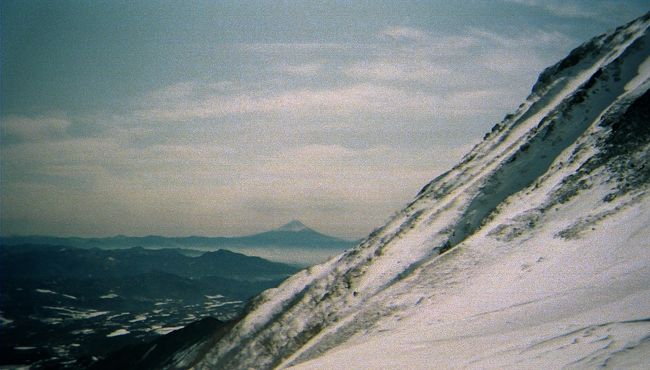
[1,0,648,238]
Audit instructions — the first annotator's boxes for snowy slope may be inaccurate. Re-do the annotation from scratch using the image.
[177,13,650,369]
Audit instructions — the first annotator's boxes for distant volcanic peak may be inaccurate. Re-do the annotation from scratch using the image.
[276,220,310,232]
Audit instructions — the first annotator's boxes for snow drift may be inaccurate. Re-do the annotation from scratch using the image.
[177,13,650,369]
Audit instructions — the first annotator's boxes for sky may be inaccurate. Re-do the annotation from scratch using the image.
[1,0,648,239]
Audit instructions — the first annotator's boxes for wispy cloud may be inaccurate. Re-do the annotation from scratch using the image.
[135,83,445,122]
[506,0,596,18]
[344,60,452,82]
[380,26,432,43]
[277,61,326,76]
[504,0,644,22]
[468,28,573,48]
[235,42,349,53]
[4,26,563,165]
[2,115,72,143]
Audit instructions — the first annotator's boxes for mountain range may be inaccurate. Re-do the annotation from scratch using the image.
[0,245,299,368]
[0,220,353,250]
[156,12,650,369]
[0,220,357,266]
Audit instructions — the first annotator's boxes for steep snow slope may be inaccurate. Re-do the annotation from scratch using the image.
[180,13,650,369]
[292,196,650,369]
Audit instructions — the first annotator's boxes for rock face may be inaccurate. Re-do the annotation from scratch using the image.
[177,13,650,369]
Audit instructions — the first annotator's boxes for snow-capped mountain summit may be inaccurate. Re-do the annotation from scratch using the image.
[173,13,650,369]
[276,220,310,232]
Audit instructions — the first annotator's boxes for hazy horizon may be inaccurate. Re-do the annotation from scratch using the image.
[1,219,360,240]
[2,1,648,239]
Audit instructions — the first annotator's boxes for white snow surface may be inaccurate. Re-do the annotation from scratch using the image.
[44,306,109,320]
[154,326,185,335]
[179,13,650,370]
[129,314,148,323]
[290,195,650,369]
[36,288,78,300]
[0,312,13,326]
[106,328,130,337]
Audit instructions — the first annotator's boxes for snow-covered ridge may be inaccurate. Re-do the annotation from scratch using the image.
[179,13,650,369]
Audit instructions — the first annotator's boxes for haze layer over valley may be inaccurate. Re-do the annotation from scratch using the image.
[1,220,356,267]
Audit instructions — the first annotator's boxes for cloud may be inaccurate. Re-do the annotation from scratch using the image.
[135,83,445,122]
[274,144,357,161]
[142,81,197,103]
[235,42,349,54]
[0,19,589,238]
[278,61,326,76]
[138,82,513,124]
[504,0,643,22]
[136,23,572,125]
[2,115,72,143]
[1,106,475,238]
[344,60,452,82]
[465,27,575,87]
[506,0,594,18]
[0,119,446,238]
[468,28,573,49]
[378,26,478,56]
[479,49,546,75]
[342,25,573,90]
[380,26,431,43]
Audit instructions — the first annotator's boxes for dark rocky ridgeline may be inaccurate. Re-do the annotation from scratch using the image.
[0,245,297,281]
